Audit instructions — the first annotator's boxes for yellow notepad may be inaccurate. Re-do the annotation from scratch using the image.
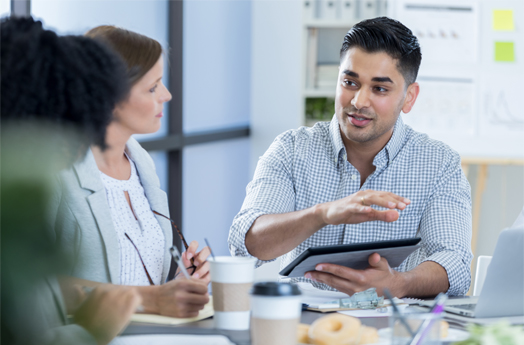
[130,297,214,325]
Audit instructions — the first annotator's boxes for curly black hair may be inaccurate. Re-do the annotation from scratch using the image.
[340,17,422,86]
[1,16,129,152]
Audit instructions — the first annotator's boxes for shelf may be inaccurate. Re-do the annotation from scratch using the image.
[304,88,336,98]
[303,21,354,29]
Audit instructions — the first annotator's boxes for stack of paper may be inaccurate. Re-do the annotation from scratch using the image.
[110,334,234,345]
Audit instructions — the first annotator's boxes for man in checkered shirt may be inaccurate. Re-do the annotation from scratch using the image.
[229,17,472,297]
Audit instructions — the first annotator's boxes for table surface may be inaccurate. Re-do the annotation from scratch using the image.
[123,310,395,345]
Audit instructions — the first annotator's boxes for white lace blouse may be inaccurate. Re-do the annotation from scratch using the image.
[99,154,165,286]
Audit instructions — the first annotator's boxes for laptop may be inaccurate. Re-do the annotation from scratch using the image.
[421,227,524,318]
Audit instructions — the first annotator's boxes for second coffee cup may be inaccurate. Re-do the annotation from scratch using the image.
[250,282,302,345]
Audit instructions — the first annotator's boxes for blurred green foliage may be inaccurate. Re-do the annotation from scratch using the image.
[305,97,335,122]
[453,322,524,345]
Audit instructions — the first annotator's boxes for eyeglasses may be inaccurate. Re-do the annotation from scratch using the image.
[124,210,197,286]
[152,210,197,276]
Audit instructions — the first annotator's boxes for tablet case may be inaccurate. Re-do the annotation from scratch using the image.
[279,238,421,278]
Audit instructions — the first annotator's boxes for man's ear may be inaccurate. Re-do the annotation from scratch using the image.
[402,82,420,114]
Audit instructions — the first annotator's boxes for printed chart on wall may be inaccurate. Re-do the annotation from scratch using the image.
[391,0,524,158]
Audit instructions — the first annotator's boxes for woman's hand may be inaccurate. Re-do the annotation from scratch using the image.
[155,279,209,318]
[176,240,211,284]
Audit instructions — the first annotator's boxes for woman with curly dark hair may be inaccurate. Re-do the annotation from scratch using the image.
[52,25,211,318]
[1,16,142,345]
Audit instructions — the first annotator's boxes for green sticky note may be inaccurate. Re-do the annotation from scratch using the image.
[493,10,514,31]
[495,42,515,62]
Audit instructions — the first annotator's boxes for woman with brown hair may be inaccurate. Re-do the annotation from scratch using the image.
[52,26,211,318]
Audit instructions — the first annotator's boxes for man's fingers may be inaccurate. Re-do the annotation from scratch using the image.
[368,209,399,222]
[314,263,366,284]
[305,271,360,295]
[348,203,372,213]
[368,253,390,271]
[361,193,408,210]
[368,253,381,267]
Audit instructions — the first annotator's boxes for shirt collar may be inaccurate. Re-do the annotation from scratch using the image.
[329,114,407,168]
[373,116,407,168]
[329,115,346,166]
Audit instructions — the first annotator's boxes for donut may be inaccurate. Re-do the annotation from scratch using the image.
[308,314,362,345]
[357,325,379,344]
[440,320,449,339]
[297,323,310,344]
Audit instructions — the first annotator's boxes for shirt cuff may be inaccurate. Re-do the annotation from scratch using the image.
[228,209,277,267]
[423,250,471,296]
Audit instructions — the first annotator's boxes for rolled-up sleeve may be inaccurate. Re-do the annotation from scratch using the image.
[418,151,473,296]
[228,132,297,266]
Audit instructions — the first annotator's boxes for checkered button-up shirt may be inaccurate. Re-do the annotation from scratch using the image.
[228,115,473,296]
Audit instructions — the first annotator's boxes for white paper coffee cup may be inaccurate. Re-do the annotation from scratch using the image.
[250,282,302,345]
[209,256,257,330]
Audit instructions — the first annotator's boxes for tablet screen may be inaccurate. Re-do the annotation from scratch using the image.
[279,237,421,277]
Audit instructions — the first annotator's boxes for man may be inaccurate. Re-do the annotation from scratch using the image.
[229,17,472,297]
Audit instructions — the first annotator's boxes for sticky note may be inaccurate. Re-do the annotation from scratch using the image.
[495,42,515,62]
[493,10,514,31]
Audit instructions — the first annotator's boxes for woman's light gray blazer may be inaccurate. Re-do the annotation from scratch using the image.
[49,138,173,284]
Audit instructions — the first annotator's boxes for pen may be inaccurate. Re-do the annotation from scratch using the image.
[410,293,448,345]
[384,289,415,337]
[170,245,191,279]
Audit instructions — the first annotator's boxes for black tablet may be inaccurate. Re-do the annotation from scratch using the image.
[279,237,421,277]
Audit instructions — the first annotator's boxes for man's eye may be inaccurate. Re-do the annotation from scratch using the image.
[344,80,357,87]
[375,87,387,92]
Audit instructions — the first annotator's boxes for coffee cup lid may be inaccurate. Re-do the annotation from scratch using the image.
[250,282,302,296]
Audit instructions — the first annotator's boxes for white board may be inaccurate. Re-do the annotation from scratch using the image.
[390,0,524,158]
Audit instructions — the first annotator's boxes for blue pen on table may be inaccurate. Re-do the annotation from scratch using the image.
[170,245,191,279]
[409,293,448,345]
[204,238,216,261]
[384,289,415,337]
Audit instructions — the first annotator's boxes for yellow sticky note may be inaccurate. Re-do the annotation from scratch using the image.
[493,10,514,31]
[495,42,515,62]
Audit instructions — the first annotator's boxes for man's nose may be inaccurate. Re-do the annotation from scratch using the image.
[351,88,371,110]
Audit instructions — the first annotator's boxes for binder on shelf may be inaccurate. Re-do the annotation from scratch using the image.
[316,64,339,88]
[320,0,339,21]
[358,0,378,20]
[341,0,357,23]
[303,0,315,22]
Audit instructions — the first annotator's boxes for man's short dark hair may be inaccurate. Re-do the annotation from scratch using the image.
[340,17,422,86]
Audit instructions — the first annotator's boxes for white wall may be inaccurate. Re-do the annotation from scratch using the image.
[31,0,170,141]
[250,0,306,280]
[182,1,252,256]
[183,0,251,134]
[250,0,304,176]
[0,1,10,17]
[183,138,250,256]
